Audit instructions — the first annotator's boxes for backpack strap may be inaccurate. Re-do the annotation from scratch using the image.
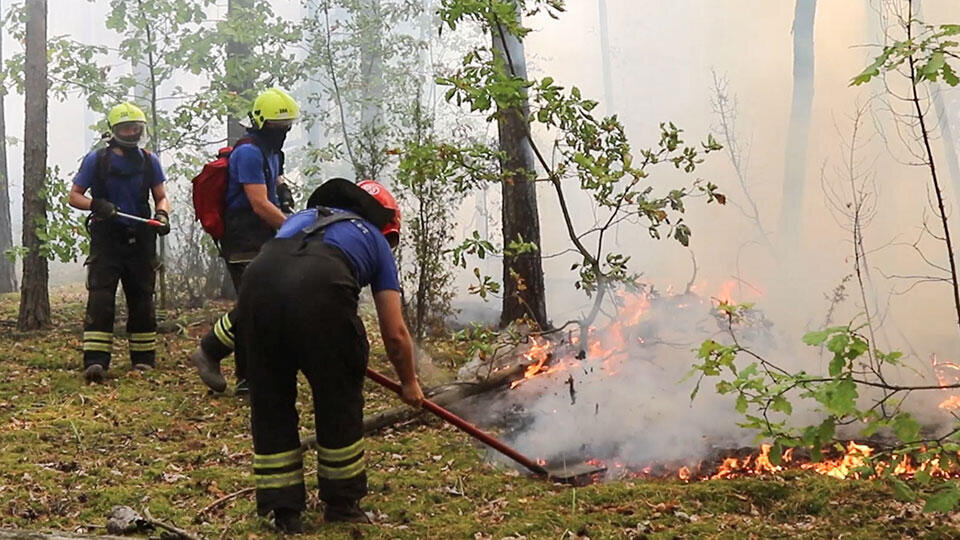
[296,206,361,252]
[139,149,155,213]
[303,207,361,237]
[91,148,111,201]
[92,145,155,214]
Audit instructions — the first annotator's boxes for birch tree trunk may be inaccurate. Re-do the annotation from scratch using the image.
[491,9,548,329]
[17,0,50,330]
[778,0,817,247]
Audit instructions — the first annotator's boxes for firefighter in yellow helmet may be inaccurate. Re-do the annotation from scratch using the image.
[68,102,170,382]
[190,88,300,395]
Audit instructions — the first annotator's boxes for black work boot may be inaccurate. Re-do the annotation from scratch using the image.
[324,499,372,524]
[189,347,227,393]
[273,508,303,534]
[83,364,105,384]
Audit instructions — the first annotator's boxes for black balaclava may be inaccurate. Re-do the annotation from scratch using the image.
[257,125,289,153]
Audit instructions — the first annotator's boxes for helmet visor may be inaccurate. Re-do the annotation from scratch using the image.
[263,119,295,131]
[111,121,147,147]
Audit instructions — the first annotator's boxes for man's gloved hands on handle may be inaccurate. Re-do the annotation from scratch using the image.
[90,198,117,219]
[154,209,171,236]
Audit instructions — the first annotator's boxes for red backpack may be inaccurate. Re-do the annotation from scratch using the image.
[191,138,257,240]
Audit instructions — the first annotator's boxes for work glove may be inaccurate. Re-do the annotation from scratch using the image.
[277,182,295,214]
[90,198,118,219]
[153,209,171,236]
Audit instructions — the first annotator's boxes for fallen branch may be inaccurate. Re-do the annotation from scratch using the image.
[194,487,256,522]
[0,531,128,539]
[142,508,201,540]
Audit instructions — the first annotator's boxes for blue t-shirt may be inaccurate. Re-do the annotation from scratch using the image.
[225,136,281,211]
[276,208,400,293]
[73,148,165,226]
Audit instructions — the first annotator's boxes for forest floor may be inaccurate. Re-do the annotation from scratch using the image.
[1,286,959,539]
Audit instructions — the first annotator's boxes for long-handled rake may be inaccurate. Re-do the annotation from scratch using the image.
[366,368,606,485]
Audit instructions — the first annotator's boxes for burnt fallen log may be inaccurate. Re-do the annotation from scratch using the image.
[300,363,527,450]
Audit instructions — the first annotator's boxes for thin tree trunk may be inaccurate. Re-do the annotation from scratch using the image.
[931,78,960,213]
[359,0,385,180]
[778,0,817,247]
[227,0,252,144]
[906,0,960,335]
[0,0,18,293]
[133,0,165,309]
[214,0,255,301]
[492,9,548,330]
[17,0,50,330]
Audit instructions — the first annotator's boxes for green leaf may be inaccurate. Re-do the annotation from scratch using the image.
[817,417,836,441]
[819,378,858,416]
[771,396,793,415]
[923,485,960,513]
[769,441,784,466]
[735,394,748,414]
[826,333,849,355]
[943,62,959,86]
[828,354,845,377]
[889,478,917,502]
[892,413,921,443]
[802,329,831,346]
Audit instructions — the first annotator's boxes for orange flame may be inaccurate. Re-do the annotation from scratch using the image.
[932,354,960,410]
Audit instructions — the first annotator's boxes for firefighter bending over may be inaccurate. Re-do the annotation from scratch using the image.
[68,102,170,383]
[235,178,424,532]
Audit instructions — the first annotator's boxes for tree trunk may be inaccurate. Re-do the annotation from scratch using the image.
[17,0,50,330]
[778,0,817,247]
[133,0,165,309]
[227,0,252,144]
[932,86,960,213]
[358,0,385,180]
[491,10,548,330]
[597,0,614,113]
[0,0,18,293]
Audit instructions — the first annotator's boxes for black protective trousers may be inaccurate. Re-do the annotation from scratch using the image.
[236,235,368,516]
[197,262,245,380]
[199,209,276,382]
[82,225,157,369]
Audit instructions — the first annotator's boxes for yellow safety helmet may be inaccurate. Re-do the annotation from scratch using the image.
[107,102,148,147]
[248,87,300,130]
[107,102,147,128]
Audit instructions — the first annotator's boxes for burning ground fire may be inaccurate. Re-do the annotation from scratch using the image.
[585,441,960,483]
[499,281,960,483]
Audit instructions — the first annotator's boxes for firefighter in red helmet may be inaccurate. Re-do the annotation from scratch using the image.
[234,177,423,533]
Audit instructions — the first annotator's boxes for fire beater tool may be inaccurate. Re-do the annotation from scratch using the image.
[366,367,606,485]
[116,211,164,228]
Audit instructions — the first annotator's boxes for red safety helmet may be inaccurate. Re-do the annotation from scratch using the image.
[358,179,401,247]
